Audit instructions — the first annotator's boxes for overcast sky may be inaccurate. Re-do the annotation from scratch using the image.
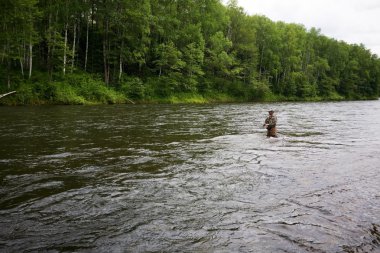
[225,0,380,56]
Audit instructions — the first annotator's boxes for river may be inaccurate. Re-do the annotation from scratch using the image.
[0,101,379,252]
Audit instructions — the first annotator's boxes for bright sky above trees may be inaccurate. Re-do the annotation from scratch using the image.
[226,0,380,56]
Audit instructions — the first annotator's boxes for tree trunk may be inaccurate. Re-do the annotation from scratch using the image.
[19,57,24,77]
[0,91,17,99]
[103,19,109,85]
[84,18,89,71]
[7,61,11,89]
[227,23,232,40]
[103,40,109,85]
[47,12,52,79]
[275,70,279,87]
[23,39,27,70]
[29,41,33,79]
[259,43,265,79]
[71,22,77,73]
[119,57,123,81]
[118,40,124,81]
[108,22,111,84]
[1,45,5,64]
[63,23,68,75]
[48,10,59,80]
[18,45,25,77]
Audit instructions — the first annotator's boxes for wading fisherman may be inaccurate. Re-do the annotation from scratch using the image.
[263,110,277,137]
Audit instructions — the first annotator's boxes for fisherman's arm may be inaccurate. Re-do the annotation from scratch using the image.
[263,117,269,127]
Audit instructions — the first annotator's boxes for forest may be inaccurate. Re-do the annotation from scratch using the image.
[1,0,379,105]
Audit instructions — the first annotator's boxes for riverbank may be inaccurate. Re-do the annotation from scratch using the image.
[1,90,377,106]
[0,73,378,106]
[1,88,376,106]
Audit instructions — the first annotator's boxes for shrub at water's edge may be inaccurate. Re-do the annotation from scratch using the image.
[0,72,378,106]
[1,73,127,105]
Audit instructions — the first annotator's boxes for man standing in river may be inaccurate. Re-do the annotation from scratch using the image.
[263,110,277,137]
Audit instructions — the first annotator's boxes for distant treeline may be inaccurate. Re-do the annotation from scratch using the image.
[1,0,379,104]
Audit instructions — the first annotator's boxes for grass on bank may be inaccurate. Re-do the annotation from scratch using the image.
[0,72,377,105]
[1,74,127,105]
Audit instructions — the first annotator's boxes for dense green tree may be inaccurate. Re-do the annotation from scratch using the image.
[0,0,39,86]
[1,0,379,103]
[205,31,235,78]
[227,2,258,84]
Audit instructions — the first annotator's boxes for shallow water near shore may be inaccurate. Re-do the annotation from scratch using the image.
[1,101,380,252]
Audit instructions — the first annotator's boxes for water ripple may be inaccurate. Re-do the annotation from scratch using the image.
[0,101,379,252]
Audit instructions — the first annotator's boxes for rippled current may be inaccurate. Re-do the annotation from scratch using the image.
[1,101,380,252]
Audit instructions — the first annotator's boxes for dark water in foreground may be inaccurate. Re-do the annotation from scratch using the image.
[0,101,380,252]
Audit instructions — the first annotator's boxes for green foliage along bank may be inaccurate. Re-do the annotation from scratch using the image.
[1,0,379,105]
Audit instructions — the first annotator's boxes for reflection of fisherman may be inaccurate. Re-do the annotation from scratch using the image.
[263,110,277,137]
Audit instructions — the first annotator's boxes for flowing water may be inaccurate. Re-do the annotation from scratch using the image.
[0,101,380,252]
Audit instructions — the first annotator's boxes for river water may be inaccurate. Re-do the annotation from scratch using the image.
[0,101,380,252]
